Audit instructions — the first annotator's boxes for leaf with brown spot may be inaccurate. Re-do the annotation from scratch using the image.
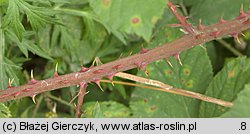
[89,0,166,42]
[200,57,250,117]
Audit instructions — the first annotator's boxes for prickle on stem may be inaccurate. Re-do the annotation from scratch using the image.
[231,32,242,44]
[93,69,105,74]
[22,88,34,92]
[167,1,195,34]
[12,92,21,97]
[79,66,90,73]
[173,53,183,66]
[7,78,14,88]
[236,4,247,20]
[79,82,87,89]
[140,47,149,54]
[210,31,221,38]
[197,19,204,30]
[167,1,176,12]
[31,94,37,104]
[135,61,149,76]
[242,18,250,25]
[219,17,227,23]
[53,63,59,77]
[112,64,122,70]
[166,60,173,68]
[0,93,10,99]
[28,70,38,85]
[107,73,115,86]
[93,79,104,92]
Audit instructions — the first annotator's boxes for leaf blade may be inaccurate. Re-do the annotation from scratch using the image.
[89,0,166,42]
[221,84,250,117]
[130,46,213,117]
[199,57,250,117]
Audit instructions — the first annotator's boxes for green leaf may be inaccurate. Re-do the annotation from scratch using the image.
[82,101,132,118]
[0,57,21,89]
[5,29,53,60]
[23,40,53,61]
[130,46,213,117]
[3,57,21,86]
[2,0,25,40]
[89,0,166,42]
[199,57,250,117]
[0,19,6,90]
[0,103,12,118]
[221,84,250,117]
[5,30,28,57]
[20,105,34,118]
[107,81,127,99]
[92,102,103,118]
[190,0,250,25]
[17,0,59,31]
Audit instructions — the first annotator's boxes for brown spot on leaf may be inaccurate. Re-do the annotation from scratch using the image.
[131,17,140,24]
[164,69,173,76]
[185,80,194,88]
[182,68,191,76]
[103,0,111,7]
[150,106,157,111]
[228,70,235,78]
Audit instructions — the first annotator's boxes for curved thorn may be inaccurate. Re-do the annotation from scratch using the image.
[140,46,149,54]
[80,66,90,73]
[31,69,34,80]
[241,33,246,37]
[166,60,173,68]
[32,95,37,104]
[144,70,149,77]
[219,17,227,23]
[93,79,104,92]
[236,4,247,19]
[173,53,183,66]
[28,70,38,85]
[54,63,59,77]
[8,78,14,88]
[235,36,242,44]
[197,19,204,30]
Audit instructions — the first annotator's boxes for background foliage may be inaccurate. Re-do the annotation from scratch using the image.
[0,0,250,117]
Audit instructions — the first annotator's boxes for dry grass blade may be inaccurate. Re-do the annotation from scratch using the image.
[109,72,233,107]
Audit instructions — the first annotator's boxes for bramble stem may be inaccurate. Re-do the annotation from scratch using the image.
[0,3,250,104]
[76,82,87,118]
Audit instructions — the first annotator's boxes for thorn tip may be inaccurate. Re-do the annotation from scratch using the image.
[79,66,90,73]
[93,79,104,92]
[54,63,59,77]
[197,19,204,30]
[32,95,37,104]
[173,53,183,66]
[219,17,227,23]
[28,70,38,85]
[140,47,149,54]
[8,78,14,88]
